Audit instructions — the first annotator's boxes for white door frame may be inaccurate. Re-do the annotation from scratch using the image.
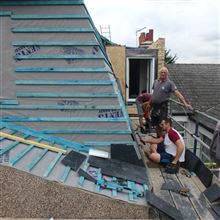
[126,57,155,102]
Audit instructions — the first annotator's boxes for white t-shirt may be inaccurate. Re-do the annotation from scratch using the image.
[164,128,185,162]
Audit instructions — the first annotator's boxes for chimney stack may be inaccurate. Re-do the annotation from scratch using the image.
[139,32,146,45]
[139,29,154,46]
[148,29,154,41]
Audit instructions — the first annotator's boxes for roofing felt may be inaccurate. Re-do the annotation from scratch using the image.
[0,0,135,147]
[0,0,149,209]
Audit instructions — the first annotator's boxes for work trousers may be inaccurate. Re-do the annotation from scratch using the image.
[151,102,168,126]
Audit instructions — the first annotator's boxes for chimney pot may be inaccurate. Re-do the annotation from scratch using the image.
[139,32,146,45]
[145,33,150,41]
[148,29,154,41]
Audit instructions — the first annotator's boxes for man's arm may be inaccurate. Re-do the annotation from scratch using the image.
[145,136,163,145]
[138,134,163,145]
[172,139,185,164]
[174,90,191,110]
[142,101,152,112]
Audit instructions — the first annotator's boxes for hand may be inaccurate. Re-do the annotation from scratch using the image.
[171,160,178,164]
[136,132,146,145]
[184,103,191,110]
[139,137,146,145]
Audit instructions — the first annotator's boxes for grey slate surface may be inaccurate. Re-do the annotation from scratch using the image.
[167,64,220,130]
[167,64,220,113]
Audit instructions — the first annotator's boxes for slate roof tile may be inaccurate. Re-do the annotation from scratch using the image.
[167,64,220,114]
[167,64,220,130]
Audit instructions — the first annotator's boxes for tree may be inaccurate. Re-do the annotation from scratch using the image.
[165,49,178,64]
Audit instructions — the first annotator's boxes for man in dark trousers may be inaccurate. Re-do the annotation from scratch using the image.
[151,67,190,127]
[136,90,152,133]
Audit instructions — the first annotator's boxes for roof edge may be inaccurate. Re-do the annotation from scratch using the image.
[0,0,84,6]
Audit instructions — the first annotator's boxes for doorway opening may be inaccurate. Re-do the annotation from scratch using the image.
[126,57,155,102]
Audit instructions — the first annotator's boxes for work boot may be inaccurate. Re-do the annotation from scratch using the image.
[165,162,180,174]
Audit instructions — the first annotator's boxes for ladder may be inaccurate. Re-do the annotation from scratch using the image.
[100,25,111,41]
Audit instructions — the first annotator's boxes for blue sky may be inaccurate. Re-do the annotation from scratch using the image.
[85,0,220,64]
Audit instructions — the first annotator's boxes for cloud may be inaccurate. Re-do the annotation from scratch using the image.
[85,0,220,63]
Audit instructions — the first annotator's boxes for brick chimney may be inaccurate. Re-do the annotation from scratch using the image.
[148,29,154,41]
[139,32,146,45]
[139,29,154,46]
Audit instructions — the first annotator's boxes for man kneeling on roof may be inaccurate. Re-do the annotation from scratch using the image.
[140,117,185,173]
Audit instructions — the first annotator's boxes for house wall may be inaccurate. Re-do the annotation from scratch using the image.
[106,39,165,100]
[106,45,126,98]
[106,38,165,90]
[106,38,165,116]
[149,38,165,77]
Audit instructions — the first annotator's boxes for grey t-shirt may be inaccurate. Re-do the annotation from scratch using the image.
[152,78,177,104]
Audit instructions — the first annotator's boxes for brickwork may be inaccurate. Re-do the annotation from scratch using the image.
[149,38,165,77]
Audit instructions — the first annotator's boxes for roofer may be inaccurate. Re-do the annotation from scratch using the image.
[151,67,191,127]
[140,117,185,173]
[135,90,152,133]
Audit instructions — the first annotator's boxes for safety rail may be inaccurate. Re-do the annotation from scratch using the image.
[169,99,219,123]
[169,98,219,167]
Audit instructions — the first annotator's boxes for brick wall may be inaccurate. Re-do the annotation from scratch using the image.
[149,38,165,77]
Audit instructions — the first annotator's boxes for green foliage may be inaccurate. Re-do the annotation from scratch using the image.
[165,49,178,64]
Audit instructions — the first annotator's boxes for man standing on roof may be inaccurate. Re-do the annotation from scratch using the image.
[151,67,190,127]
[140,117,185,173]
[136,90,152,133]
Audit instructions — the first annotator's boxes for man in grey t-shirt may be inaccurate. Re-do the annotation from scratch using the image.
[151,67,190,127]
